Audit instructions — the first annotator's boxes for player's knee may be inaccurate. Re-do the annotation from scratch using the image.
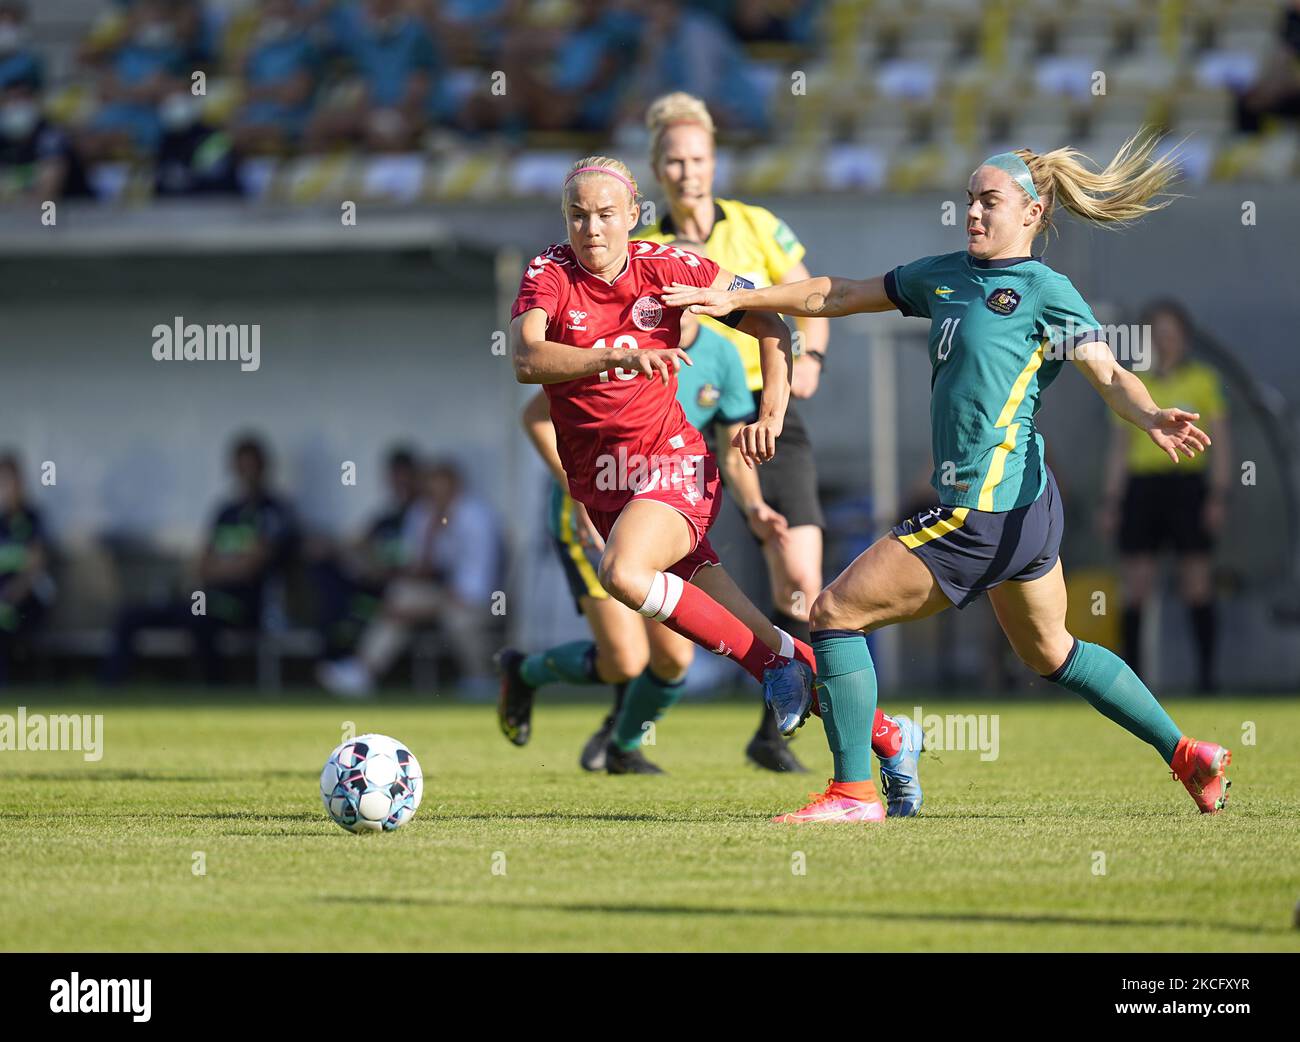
[810,588,857,632]
[773,577,817,621]
[596,551,647,607]
[649,646,693,684]
[647,654,691,686]
[599,645,647,684]
[1017,632,1075,676]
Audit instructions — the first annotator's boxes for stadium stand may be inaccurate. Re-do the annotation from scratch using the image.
[1,0,1296,207]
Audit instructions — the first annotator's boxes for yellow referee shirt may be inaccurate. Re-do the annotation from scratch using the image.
[643,197,806,391]
[1123,360,1227,474]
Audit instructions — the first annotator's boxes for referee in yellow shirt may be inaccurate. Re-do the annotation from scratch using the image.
[1102,301,1231,692]
[641,92,827,771]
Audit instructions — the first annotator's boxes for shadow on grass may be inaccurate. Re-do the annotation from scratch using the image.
[0,769,310,783]
[0,809,318,822]
[313,894,1288,937]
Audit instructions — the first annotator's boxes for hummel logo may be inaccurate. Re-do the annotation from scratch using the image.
[568,309,588,331]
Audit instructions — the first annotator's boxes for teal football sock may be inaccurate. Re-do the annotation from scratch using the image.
[612,668,685,751]
[811,629,876,782]
[1045,639,1183,764]
[520,639,598,688]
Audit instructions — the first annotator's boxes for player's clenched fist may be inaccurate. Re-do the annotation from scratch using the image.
[620,347,693,384]
[733,415,783,467]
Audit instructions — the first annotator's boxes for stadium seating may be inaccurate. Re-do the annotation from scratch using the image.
[0,0,1294,209]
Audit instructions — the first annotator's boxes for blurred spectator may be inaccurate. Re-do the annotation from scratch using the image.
[1236,1,1300,132]
[80,0,188,160]
[625,0,768,133]
[465,0,639,136]
[152,87,242,195]
[305,0,441,152]
[102,434,298,685]
[229,0,319,155]
[425,0,512,67]
[309,444,420,662]
[0,1,41,92]
[1101,302,1231,693]
[0,82,94,200]
[713,0,819,45]
[317,458,501,698]
[0,453,54,686]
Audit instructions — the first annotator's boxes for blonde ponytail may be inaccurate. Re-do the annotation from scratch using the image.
[1018,131,1181,238]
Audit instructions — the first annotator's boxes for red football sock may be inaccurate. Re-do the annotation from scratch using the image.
[871,712,901,758]
[792,636,899,756]
[638,571,784,681]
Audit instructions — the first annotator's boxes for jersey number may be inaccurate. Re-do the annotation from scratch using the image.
[936,317,961,361]
[596,335,640,382]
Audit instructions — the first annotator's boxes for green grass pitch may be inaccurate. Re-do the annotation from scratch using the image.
[1,690,1297,952]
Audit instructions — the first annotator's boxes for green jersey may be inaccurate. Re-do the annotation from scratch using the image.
[885,252,1106,512]
[548,323,753,535]
[674,323,756,433]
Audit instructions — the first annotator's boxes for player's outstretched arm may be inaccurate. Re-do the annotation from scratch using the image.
[1072,339,1212,463]
[511,309,691,385]
[662,274,893,319]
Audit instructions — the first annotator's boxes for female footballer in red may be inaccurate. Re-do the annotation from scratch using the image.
[509,155,816,733]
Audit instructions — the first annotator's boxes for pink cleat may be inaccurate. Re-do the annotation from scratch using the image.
[771,780,887,823]
[1170,736,1232,814]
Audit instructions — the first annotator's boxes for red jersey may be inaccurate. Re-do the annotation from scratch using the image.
[511,240,722,511]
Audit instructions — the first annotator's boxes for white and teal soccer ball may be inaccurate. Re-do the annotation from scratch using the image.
[319,733,423,833]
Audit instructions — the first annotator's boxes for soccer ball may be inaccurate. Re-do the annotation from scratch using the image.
[319,733,423,833]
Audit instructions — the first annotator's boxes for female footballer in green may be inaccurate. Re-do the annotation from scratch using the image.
[665,132,1233,821]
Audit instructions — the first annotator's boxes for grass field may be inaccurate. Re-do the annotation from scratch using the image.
[1,689,1298,952]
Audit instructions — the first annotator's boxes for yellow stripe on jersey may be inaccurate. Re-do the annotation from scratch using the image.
[978,343,1044,510]
[559,492,606,600]
[978,423,1021,512]
[993,343,1045,428]
[897,507,971,549]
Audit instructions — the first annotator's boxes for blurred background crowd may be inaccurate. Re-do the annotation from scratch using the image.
[1,0,1299,203]
[0,436,505,694]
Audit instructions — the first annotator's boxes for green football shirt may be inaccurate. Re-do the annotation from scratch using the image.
[885,252,1106,512]
[674,323,756,433]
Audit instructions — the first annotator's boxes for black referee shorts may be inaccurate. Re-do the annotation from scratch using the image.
[757,395,825,529]
[1118,472,1215,555]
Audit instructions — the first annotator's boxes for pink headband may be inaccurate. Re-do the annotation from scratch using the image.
[564,165,637,198]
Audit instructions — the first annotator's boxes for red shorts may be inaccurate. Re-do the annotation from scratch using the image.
[587,451,722,581]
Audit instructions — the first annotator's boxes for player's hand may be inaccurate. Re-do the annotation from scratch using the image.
[732,416,783,468]
[746,502,789,545]
[662,282,737,318]
[791,355,821,399]
[573,499,605,552]
[624,347,692,384]
[1145,408,1211,463]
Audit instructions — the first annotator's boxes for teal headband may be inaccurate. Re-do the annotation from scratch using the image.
[980,152,1040,202]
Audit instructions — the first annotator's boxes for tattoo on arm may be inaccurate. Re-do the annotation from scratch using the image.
[804,290,827,314]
